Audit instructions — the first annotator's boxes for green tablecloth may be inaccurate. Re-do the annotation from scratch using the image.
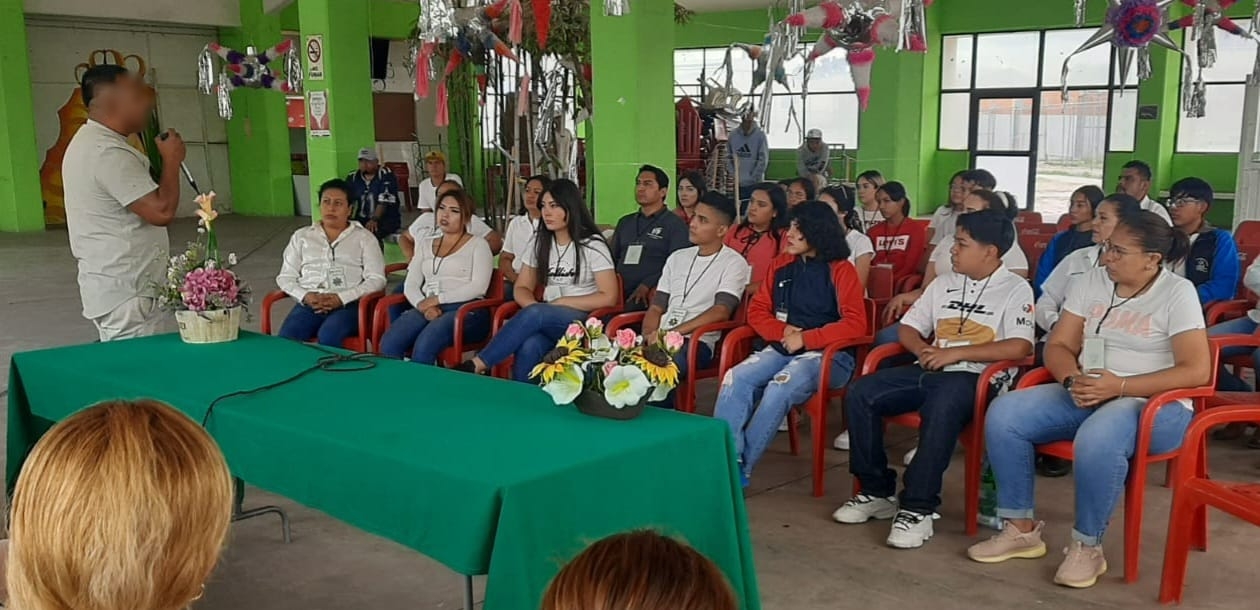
[7,333,760,610]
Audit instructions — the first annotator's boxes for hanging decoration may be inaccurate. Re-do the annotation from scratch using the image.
[1165,0,1260,117]
[604,0,630,17]
[197,40,301,120]
[1061,0,1181,102]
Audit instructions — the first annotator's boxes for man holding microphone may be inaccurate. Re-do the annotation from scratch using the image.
[63,64,186,341]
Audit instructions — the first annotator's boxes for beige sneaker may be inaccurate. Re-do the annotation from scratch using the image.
[966,521,1048,563]
[1053,541,1108,588]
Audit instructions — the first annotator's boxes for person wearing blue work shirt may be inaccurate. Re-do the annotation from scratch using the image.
[1166,177,1239,306]
[345,148,401,245]
[609,165,691,311]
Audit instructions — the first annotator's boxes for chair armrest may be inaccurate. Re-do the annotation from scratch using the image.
[1210,334,1260,353]
[1137,384,1218,460]
[356,290,386,349]
[687,320,743,374]
[261,290,290,335]
[1016,367,1056,389]
[607,312,647,334]
[860,343,911,377]
[452,298,506,355]
[371,294,410,350]
[717,326,760,382]
[975,357,1036,420]
[1205,299,1252,325]
[588,303,625,321]
[819,335,875,395]
[1174,405,1260,486]
[385,262,409,276]
[493,302,523,332]
[896,274,924,293]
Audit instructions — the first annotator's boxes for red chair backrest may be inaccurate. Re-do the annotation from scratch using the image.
[1237,243,1260,301]
[1236,220,1260,248]
[1056,213,1072,232]
[1014,211,1043,225]
[675,97,702,159]
[1018,233,1052,275]
[868,264,895,301]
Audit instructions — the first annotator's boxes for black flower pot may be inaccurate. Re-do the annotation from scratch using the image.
[573,389,647,420]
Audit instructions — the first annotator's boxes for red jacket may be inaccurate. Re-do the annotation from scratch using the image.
[749,253,869,351]
[868,218,926,284]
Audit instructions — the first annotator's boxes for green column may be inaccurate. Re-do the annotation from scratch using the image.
[589,3,676,224]
[299,0,375,213]
[0,0,44,232]
[222,0,294,217]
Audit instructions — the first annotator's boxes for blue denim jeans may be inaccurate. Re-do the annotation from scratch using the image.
[477,303,588,382]
[278,302,359,347]
[845,364,980,515]
[653,339,713,410]
[875,323,900,346]
[714,347,856,478]
[1208,316,1259,392]
[387,281,409,322]
[985,383,1193,545]
[379,301,490,365]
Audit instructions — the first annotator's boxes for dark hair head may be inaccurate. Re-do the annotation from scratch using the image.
[876,181,912,216]
[949,170,968,185]
[776,178,795,190]
[790,200,851,263]
[81,64,130,109]
[541,530,737,610]
[788,176,817,201]
[532,179,607,287]
[962,169,998,190]
[697,192,737,226]
[677,170,706,194]
[318,178,353,201]
[820,184,862,233]
[437,189,476,228]
[439,179,463,194]
[1169,177,1214,207]
[955,209,1016,256]
[746,182,791,233]
[1115,210,1190,266]
[525,174,552,192]
[856,170,885,186]
[1098,192,1144,218]
[967,188,1018,220]
[1122,160,1153,181]
[638,164,669,191]
[1072,185,1106,211]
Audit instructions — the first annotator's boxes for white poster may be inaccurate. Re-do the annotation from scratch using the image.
[307,90,330,137]
[305,34,325,81]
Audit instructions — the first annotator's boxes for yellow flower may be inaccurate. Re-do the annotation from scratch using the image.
[194,191,219,227]
[632,344,679,388]
[529,340,588,384]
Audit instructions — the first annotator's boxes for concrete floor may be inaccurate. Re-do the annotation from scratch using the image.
[2,215,1258,609]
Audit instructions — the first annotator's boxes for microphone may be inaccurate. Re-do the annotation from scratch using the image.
[158,131,201,193]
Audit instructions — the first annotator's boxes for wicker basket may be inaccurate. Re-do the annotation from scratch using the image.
[175,308,242,344]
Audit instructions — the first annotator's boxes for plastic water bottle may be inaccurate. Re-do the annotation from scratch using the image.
[978,460,1002,531]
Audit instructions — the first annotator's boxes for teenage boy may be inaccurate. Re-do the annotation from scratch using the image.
[642,192,750,409]
[834,210,1035,549]
[610,165,691,310]
[1166,177,1240,305]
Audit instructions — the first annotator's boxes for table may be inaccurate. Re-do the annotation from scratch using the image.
[7,333,761,610]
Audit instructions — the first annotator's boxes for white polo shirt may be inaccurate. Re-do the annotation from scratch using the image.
[502,214,540,273]
[62,119,169,319]
[1037,245,1101,332]
[1140,195,1173,225]
[655,245,750,348]
[417,173,462,211]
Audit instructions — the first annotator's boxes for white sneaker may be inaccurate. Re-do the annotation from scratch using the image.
[778,417,790,432]
[886,510,936,549]
[903,447,917,466]
[832,493,899,524]
[833,430,850,450]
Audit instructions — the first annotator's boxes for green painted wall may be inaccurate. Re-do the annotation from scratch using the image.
[0,0,44,232]
[278,1,418,39]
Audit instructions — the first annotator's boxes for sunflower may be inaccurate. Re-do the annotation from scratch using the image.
[529,339,589,383]
[632,344,679,388]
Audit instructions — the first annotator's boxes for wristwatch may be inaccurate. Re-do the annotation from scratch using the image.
[1062,375,1076,390]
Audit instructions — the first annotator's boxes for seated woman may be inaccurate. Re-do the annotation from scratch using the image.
[923,170,969,264]
[542,530,736,610]
[1034,185,1105,298]
[853,169,887,233]
[399,179,465,261]
[500,174,551,294]
[967,211,1211,589]
[380,190,494,364]
[674,170,706,224]
[456,179,619,381]
[723,182,789,294]
[714,201,868,486]
[819,185,875,288]
[786,176,816,207]
[8,399,232,610]
[866,181,926,286]
[276,178,387,346]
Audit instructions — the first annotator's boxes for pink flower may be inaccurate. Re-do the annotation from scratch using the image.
[180,267,241,312]
[664,331,685,352]
[586,317,604,331]
[614,328,637,350]
[603,361,617,377]
[565,323,584,339]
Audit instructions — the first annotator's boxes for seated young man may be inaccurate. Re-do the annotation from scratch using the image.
[641,193,750,409]
[610,165,691,310]
[1166,177,1239,306]
[834,210,1034,549]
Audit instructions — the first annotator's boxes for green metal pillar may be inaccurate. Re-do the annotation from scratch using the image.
[0,0,44,232]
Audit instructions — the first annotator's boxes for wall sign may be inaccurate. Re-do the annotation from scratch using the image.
[1138,105,1159,120]
[306,34,325,81]
[307,90,330,137]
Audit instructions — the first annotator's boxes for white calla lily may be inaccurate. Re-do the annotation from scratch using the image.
[603,365,651,408]
[541,365,584,405]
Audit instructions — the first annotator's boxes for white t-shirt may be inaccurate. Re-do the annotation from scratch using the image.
[931,238,1029,277]
[656,246,750,347]
[846,230,875,263]
[520,236,616,300]
[1036,245,1101,332]
[417,173,463,211]
[856,207,883,233]
[901,265,1035,376]
[62,120,169,319]
[407,212,494,242]
[502,214,540,273]
[404,234,494,306]
[927,206,959,246]
[1063,268,1205,404]
[1140,195,1174,225]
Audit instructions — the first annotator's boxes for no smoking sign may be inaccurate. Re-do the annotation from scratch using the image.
[306,34,325,81]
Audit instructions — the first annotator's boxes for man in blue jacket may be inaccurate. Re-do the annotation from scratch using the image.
[345,148,402,246]
[1167,177,1240,305]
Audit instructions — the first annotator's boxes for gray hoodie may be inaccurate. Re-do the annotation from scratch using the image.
[728,126,768,187]
[797,141,830,177]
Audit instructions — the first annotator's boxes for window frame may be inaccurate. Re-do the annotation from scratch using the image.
[1175,20,1253,154]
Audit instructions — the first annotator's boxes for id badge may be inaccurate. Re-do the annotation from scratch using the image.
[543,285,562,302]
[624,243,644,265]
[664,308,687,329]
[326,265,347,290]
[423,280,441,298]
[939,339,972,373]
[1082,336,1106,372]
[775,307,789,323]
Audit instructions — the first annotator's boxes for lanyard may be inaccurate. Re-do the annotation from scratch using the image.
[551,237,574,277]
[1096,270,1160,334]
[633,210,665,242]
[738,227,766,257]
[956,274,993,336]
[431,233,468,276]
[681,251,721,304]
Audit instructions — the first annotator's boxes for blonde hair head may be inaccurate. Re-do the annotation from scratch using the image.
[7,399,233,610]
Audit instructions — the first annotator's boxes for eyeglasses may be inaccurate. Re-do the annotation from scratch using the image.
[1165,197,1203,209]
[1101,240,1153,257]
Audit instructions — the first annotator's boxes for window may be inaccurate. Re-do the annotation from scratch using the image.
[674,46,860,148]
[1177,19,1254,153]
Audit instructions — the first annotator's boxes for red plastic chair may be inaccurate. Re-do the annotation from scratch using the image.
[869,264,896,322]
[675,97,705,174]
[370,269,506,365]
[1017,354,1220,583]
[1234,220,1260,248]
[852,344,1034,536]
[261,286,387,353]
[1014,211,1043,225]
[717,298,877,497]
[490,275,625,379]
[1057,213,1073,232]
[1159,403,1260,604]
[1019,233,1053,280]
[606,294,750,414]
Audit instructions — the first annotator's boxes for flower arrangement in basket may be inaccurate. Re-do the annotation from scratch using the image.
[156,192,249,344]
[530,317,685,420]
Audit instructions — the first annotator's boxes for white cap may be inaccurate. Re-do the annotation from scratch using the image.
[806,128,823,139]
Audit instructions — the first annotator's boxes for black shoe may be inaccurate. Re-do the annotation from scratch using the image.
[1036,455,1072,478]
[453,360,477,373]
